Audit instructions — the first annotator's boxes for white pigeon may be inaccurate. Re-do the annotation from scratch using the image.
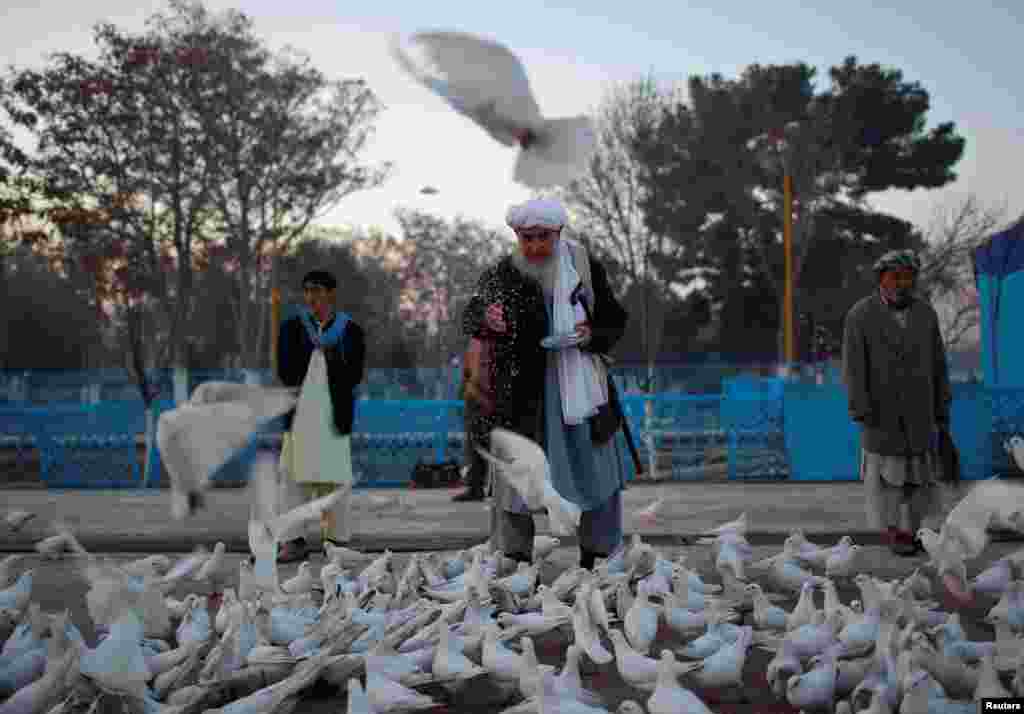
[431,613,487,693]
[246,453,349,594]
[701,512,748,537]
[674,625,754,690]
[156,381,297,519]
[79,606,151,698]
[475,428,582,535]
[122,554,172,579]
[0,555,25,588]
[34,532,73,560]
[533,536,561,561]
[0,627,80,714]
[554,644,605,707]
[746,582,807,631]
[324,542,374,567]
[623,581,659,654]
[391,31,597,189]
[281,563,317,595]
[193,541,228,587]
[919,478,1024,603]
[346,677,374,714]
[481,623,524,682]
[786,646,838,711]
[634,493,666,527]
[517,636,556,700]
[365,663,438,712]
[826,542,864,578]
[571,589,613,665]
[4,509,35,531]
[161,548,210,584]
[606,629,682,692]
[0,570,33,613]
[698,531,752,581]
[647,650,714,714]
[1006,434,1024,472]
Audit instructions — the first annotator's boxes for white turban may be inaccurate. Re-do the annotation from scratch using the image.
[506,198,568,230]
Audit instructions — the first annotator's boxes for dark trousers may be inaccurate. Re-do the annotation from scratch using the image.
[463,400,487,492]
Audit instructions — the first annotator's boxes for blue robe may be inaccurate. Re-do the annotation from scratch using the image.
[496,296,631,555]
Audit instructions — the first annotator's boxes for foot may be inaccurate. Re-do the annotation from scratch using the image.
[452,488,485,502]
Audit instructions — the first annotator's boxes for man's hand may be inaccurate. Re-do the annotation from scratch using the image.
[574,321,592,345]
[485,303,507,334]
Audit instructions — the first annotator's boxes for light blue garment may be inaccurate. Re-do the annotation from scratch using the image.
[299,309,350,350]
[501,296,630,554]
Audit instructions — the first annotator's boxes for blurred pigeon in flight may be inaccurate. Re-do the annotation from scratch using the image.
[157,382,297,520]
[391,30,596,188]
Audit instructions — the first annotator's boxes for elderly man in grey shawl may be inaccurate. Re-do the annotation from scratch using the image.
[461,197,631,569]
[843,249,952,556]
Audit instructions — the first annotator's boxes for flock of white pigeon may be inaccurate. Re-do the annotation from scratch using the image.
[3,17,1023,710]
[3,374,1024,714]
[3,467,1024,714]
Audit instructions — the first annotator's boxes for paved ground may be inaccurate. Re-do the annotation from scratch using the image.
[7,539,1020,713]
[0,480,993,553]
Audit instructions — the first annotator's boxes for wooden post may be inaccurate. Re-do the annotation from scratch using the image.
[783,172,795,367]
[270,288,281,379]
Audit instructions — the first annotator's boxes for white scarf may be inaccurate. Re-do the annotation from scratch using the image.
[553,240,608,425]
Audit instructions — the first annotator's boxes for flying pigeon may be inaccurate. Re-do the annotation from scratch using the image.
[475,428,582,535]
[156,382,297,520]
[391,30,597,189]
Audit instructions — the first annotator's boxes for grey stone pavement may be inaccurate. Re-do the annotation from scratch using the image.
[0,479,1018,553]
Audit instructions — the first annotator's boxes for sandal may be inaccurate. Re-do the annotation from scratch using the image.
[276,538,308,564]
[890,530,918,557]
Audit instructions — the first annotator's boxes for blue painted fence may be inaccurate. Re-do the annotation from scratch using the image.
[2,379,1022,489]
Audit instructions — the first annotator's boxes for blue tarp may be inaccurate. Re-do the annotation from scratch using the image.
[972,222,1024,477]
[973,221,1024,387]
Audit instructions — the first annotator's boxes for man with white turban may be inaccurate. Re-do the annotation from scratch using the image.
[462,197,633,568]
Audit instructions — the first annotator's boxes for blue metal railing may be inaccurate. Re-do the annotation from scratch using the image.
[1,379,1022,488]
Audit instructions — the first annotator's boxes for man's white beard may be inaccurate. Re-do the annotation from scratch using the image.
[510,249,558,296]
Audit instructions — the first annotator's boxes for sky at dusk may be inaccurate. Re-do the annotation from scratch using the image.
[3,0,1021,240]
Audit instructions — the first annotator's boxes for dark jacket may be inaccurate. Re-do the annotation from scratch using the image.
[461,251,628,447]
[277,313,366,435]
[842,293,951,456]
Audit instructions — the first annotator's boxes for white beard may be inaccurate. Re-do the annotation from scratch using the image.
[509,249,558,297]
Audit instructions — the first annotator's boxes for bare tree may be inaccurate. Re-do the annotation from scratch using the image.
[392,209,512,378]
[556,75,685,373]
[917,194,1011,350]
[145,0,392,368]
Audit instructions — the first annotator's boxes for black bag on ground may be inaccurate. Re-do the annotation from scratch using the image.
[411,459,462,488]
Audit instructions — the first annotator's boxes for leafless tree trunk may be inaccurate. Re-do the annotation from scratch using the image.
[917,194,1011,350]
[558,76,685,371]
